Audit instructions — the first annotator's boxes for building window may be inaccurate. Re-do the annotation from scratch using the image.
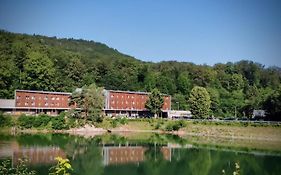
[16,96,20,100]
[25,102,28,106]
[25,96,29,100]
[17,102,20,106]
[31,102,35,106]
[56,97,60,100]
[44,96,48,100]
[45,102,48,106]
[31,96,35,100]
[111,95,114,98]
[111,101,115,104]
[52,97,55,100]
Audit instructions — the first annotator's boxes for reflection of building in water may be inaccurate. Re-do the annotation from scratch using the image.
[13,147,66,165]
[103,146,146,165]
[0,141,65,165]
[102,144,172,165]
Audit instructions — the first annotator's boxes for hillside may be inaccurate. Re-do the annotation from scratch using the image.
[0,30,281,119]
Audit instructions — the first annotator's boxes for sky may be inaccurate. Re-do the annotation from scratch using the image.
[0,0,281,67]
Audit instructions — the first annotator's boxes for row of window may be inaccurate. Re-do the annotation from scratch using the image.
[16,96,65,101]
[17,102,62,107]
[110,107,138,110]
[110,94,146,99]
[109,106,169,110]
[110,94,170,100]
[111,101,144,105]
[111,100,167,106]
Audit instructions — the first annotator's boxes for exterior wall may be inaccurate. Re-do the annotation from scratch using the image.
[15,90,71,109]
[105,90,171,111]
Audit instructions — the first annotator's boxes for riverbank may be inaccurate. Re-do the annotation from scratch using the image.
[2,119,280,143]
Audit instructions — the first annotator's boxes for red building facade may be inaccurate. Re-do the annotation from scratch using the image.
[14,90,71,115]
[104,90,171,117]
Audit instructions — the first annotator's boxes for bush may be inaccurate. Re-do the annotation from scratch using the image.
[18,115,34,129]
[17,114,53,129]
[0,113,13,127]
[165,120,186,131]
[51,115,68,130]
[0,159,36,175]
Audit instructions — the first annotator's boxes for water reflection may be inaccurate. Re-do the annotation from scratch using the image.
[0,133,280,175]
[0,140,65,165]
[102,144,172,165]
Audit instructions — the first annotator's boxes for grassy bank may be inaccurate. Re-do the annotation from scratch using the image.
[1,114,281,142]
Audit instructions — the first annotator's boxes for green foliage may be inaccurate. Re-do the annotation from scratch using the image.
[0,159,36,175]
[145,88,164,117]
[188,86,211,118]
[51,115,68,130]
[108,117,128,128]
[17,113,69,130]
[263,86,281,120]
[70,84,104,122]
[0,30,281,120]
[165,120,186,131]
[22,51,56,91]
[18,115,34,129]
[0,113,13,127]
[49,157,73,175]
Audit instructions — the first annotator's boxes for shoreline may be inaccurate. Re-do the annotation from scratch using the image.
[2,125,281,142]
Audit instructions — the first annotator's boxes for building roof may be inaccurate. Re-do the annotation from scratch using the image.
[16,90,71,95]
[0,99,15,109]
[106,90,170,96]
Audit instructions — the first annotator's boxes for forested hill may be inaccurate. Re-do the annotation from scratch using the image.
[1,30,281,119]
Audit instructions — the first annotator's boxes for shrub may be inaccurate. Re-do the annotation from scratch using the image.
[51,116,68,130]
[165,120,186,131]
[49,157,73,175]
[0,159,36,175]
[110,119,118,128]
[0,113,13,127]
[18,115,34,129]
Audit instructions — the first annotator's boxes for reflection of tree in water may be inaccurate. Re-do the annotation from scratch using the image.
[2,133,281,175]
[64,137,103,175]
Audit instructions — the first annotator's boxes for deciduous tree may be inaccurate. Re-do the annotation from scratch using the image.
[145,88,164,118]
[188,86,211,118]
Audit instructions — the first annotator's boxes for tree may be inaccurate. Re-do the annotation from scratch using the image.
[70,84,104,122]
[145,88,164,118]
[22,51,56,90]
[177,72,191,95]
[263,86,281,121]
[229,74,244,91]
[188,86,211,118]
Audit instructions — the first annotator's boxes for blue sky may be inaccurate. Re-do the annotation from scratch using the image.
[0,0,281,67]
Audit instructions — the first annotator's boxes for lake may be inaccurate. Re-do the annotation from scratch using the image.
[0,132,280,175]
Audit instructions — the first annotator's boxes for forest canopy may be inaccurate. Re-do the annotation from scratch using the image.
[0,30,280,120]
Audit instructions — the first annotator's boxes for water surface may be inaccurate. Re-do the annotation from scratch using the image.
[0,133,280,175]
